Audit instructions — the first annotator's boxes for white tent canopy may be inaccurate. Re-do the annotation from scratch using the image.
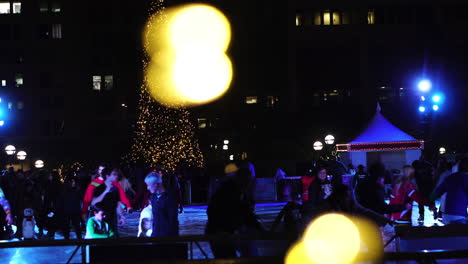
[337,104,423,172]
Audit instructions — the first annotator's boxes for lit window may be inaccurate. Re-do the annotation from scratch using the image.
[52,24,62,39]
[368,10,375,24]
[197,118,207,129]
[0,2,10,14]
[17,101,24,109]
[332,12,341,25]
[229,155,234,161]
[15,73,23,87]
[314,12,321,25]
[51,1,61,12]
[295,14,302,26]
[323,11,331,25]
[222,144,228,150]
[1,80,5,86]
[104,75,113,90]
[92,76,101,91]
[241,152,248,160]
[12,1,20,13]
[245,96,258,104]
[266,96,278,107]
[39,1,48,12]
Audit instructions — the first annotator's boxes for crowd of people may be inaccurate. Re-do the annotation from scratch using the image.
[0,163,185,240]
[0,156,466,259]
[295,155,468,230]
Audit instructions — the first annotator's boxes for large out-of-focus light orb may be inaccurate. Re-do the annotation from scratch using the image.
[303,214,360,264]
[173,49,232,103]
[285,242,311,264]
[169,5,231,52]
[144,3,233,107]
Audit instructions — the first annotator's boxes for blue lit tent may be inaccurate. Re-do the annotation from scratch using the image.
[337,104,423,172]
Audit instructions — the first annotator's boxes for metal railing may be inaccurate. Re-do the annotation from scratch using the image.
[0,232,295,264]
[1,232,468,264]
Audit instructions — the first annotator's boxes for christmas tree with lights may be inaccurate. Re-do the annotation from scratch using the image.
[127,0,204,171]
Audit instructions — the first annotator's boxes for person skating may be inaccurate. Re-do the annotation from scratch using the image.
[145,171,179,237]
[82,165,132,221]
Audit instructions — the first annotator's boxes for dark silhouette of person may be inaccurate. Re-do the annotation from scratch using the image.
[205,167,263,258]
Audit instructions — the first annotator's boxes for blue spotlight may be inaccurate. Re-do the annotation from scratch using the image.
[433,105,439,111]
[432,94,441,103]
[418,80,432,92]
[419,106,426,112]
[421,96,426,101]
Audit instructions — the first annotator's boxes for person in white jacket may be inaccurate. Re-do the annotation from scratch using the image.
[138,205,153,237]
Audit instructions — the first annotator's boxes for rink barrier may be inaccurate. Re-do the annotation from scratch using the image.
[0,232,468,263]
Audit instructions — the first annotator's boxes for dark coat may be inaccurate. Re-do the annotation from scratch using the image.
[355,179,405,215]
[150,191,179,237]
[206,177,261,234]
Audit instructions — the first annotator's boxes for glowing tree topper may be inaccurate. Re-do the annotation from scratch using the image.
[144,4,233,107]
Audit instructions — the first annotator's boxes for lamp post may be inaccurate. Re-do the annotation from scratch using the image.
[439,147,446,155]
[313,141,323,151]
[5,145,16,167]
[417,79,444,154]
[325,135,335,145]
[314,134,337,161]
[35,160,44,169]
[16,150,27,170]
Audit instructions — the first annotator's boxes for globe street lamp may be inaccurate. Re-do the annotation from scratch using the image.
[17,150,27,170]
[34,160,44,169]
[313,141,323,151]
[5,145,16,166]
[325,135,335,145]
[439,147,446,155]
[5,145,16,155]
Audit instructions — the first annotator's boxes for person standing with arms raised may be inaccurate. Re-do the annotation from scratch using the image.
[82,164,132,221]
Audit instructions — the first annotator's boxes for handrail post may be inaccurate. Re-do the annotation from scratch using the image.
[81,244,86,264]
[189,241,193,260]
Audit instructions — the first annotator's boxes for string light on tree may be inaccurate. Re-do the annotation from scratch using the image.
[125,0,204,171]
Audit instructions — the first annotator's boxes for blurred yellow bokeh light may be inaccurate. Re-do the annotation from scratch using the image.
[173,49,232,103]
[144,3,233,107]
[285,214,361,264]
[169,5,231,52]
[285,242,311,264]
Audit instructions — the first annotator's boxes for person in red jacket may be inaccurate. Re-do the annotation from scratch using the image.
[301,169,315,202]
[389,165,434,224]
[82,164,132,220]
